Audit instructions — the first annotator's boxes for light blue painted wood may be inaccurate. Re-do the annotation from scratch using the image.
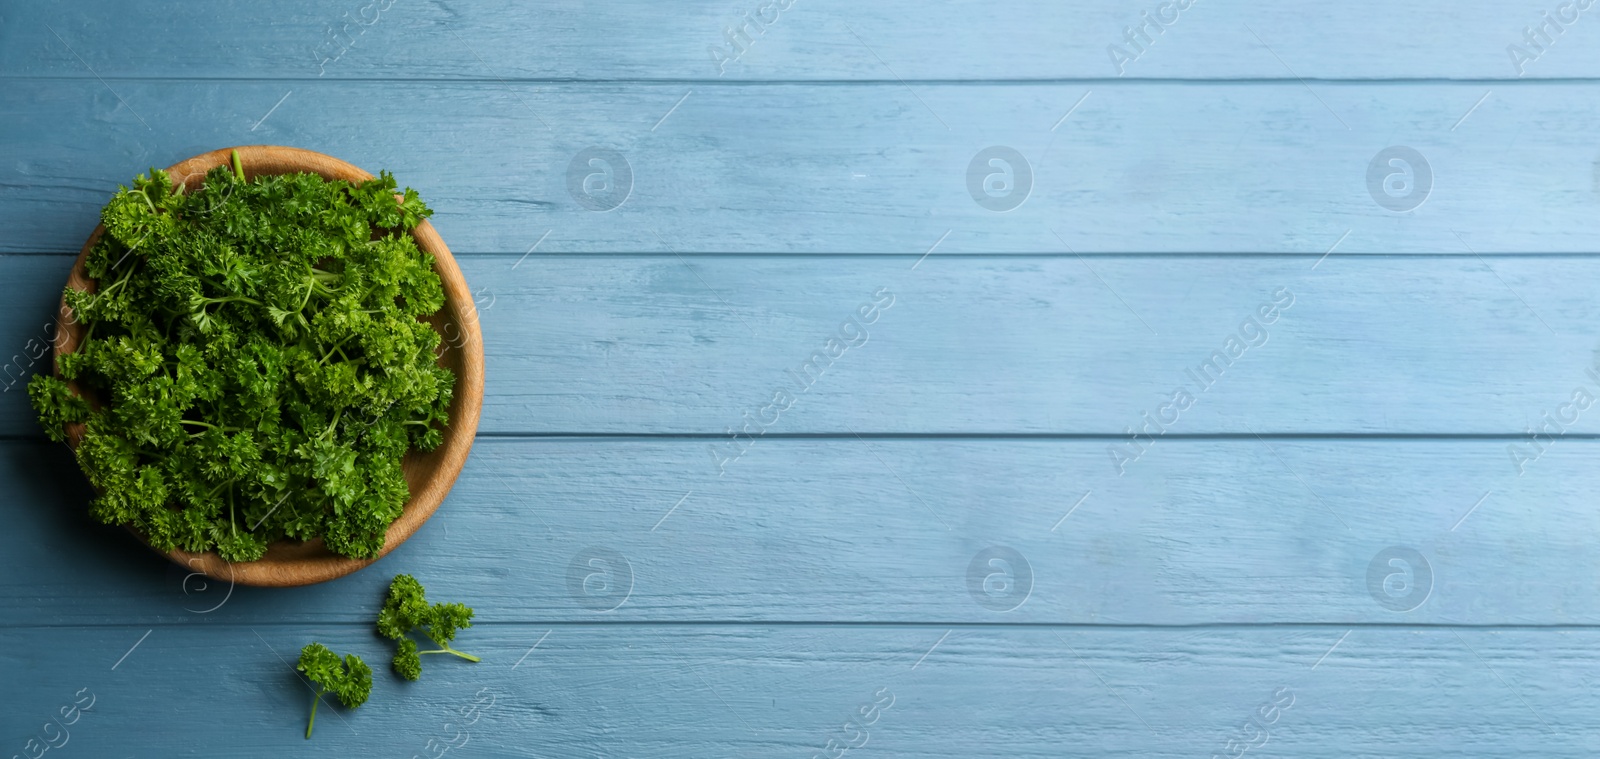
[2,81,1600,254]
[3,437,1598,626]
[1,1,1596,756]
[4,624,1599,757]
[5,0,1599,80]
[0,254,1597,436]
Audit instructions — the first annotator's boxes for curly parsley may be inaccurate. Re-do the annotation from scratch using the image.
[296,643,372,739]
[378,573,480,679]
[29,152,455,562]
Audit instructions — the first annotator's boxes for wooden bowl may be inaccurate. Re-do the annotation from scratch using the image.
[50,146,484,587]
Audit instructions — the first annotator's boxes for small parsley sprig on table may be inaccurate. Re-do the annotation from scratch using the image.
[291,577,482,735]
[378,573,480,679]
[296,643,372,739]
[29,152,454,561]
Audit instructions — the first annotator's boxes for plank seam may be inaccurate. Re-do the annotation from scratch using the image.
[4,433,1599,442]
[8,75,1600,85]
[6,621,1600,630]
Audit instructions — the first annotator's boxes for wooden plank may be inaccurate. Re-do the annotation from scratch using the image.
[2,623,1596,757]
[7,1,1595,753]
[0,254,1595,437]
[5,0,1600,81]
[2,80,1599,255]
[5,436,1599,625]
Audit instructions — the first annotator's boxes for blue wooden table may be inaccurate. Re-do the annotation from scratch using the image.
[5,1,1600,756]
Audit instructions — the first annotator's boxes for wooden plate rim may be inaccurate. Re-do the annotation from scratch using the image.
[51,145,484,587]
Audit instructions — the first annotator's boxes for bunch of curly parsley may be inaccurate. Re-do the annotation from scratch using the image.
[29,153,455,562]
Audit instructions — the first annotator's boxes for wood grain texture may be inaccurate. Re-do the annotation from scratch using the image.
[2,437,1595,626]
[3,623,1597,758]
[5,0,1600,80]
[2,80,1600,255]
[0,1,1594,756]
[0,254,1594,436]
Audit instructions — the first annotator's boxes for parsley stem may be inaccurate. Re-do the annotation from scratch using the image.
[231,150,245,182]
[201,295,264,307]
[306,689,320,739]
[319,335,355,364]
[416,646,481,663]
[182,421,240,436]
[203,478,238,502]
[79,256,141,342]
[101,267,136,297]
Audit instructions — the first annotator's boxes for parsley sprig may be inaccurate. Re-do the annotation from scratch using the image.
[296,643,372,739]
[377,573,480,679]
[29,152,454,561]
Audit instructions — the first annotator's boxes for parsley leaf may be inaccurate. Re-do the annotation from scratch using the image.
[377,573,480,679]
[296,642,372,739]
[29,152,455,562]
